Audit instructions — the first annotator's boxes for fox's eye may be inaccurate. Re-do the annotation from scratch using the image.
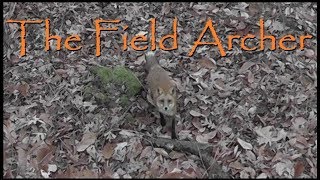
[168,99,172,104]
[160,99,164,104]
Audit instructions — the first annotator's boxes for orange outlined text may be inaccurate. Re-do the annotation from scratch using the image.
[6,18,313,57]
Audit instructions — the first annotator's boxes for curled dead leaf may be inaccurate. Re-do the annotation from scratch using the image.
[229,161,244,170]
[189,110,205,117]
[119,129,136,137]
[257,173,268,178]
[192,119,205,132]
[304,49,314,58]
[55,69,68,75]
[196,131,217,143]
[169,151,185,159]
[154,148,169,157]
[238,61,256,74]
[76,132,97,152]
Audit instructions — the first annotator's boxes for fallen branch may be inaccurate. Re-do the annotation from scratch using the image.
[143,136,230,179]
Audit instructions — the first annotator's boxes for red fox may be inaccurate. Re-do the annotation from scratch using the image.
[145,51,177,139]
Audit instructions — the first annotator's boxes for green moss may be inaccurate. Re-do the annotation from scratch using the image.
[113,66,141,96]
[89,65,142,106]
[93,66,113,85]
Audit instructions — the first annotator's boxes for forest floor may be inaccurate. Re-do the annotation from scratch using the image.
[3,2,317,178]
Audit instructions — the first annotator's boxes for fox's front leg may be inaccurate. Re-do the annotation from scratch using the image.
[160,113,177,139]
[171,117,177,139]
[160,113,166,126]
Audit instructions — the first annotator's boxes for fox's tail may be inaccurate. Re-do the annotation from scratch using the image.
[145,51,158,72]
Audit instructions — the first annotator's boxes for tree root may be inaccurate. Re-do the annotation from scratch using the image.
[143,136,230,178]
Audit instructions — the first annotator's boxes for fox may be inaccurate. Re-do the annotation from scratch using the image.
[145,51,177,139]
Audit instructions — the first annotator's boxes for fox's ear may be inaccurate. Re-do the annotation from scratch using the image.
[169,87,176,95]
[157,87,163,95]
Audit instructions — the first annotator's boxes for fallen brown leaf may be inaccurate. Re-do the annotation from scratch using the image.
[102,143,116,160]
[17,82,30,97]
[197,57,216,70]
[294,161,305,177]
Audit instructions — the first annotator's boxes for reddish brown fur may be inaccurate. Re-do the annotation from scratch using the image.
[145,52,177,116]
